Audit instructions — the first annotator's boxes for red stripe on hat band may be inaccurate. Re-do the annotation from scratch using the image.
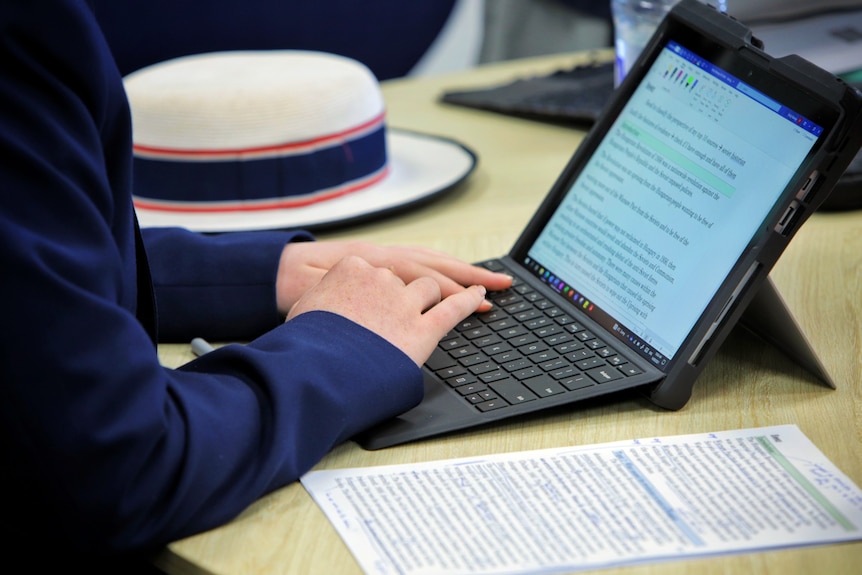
[133,111,386,160]
[133,166,389,213]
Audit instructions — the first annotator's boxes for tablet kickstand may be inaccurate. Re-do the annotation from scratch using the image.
[739,275,836,389]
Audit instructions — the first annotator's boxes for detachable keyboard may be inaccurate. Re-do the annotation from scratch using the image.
[425,260,644,413]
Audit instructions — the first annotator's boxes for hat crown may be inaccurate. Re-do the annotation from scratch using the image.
[124,50,385,152]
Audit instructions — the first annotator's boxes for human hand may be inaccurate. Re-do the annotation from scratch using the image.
[286,255,488,366]
[275,240,512,315]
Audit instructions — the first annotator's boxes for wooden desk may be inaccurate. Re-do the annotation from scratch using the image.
[155,53,862,574]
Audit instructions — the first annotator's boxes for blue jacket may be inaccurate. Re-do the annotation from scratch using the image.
[92,0,457,80]
[0,0,422,559]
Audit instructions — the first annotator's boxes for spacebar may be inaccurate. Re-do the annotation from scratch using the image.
[488,380,538,404]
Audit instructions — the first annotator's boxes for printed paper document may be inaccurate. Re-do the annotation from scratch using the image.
[301,425,862,574]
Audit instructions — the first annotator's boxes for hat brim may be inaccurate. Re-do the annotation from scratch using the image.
[133,129,476,232]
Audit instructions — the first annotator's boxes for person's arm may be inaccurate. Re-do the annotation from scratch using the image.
[142,226,313,342]
[0,0,429,555]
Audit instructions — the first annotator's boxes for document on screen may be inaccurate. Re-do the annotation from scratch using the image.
[527,43,820,361]
[301,425,862,575]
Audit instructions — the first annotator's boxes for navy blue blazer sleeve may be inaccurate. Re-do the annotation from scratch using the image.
[0,0,423,556]
[142,226,313,342]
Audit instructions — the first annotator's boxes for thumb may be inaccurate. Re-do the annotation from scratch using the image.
[422,285,487,339]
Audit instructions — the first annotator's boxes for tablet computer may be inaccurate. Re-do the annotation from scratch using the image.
[356,0,862,449]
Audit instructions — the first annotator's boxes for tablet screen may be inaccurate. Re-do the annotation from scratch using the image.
[524,39,823,366]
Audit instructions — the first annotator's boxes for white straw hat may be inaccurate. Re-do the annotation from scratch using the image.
[124,50,476,232]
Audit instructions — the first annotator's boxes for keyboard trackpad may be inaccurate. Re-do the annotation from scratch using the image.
[353,372,478,450]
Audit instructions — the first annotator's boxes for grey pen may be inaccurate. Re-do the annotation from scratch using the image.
[190,337,216,357]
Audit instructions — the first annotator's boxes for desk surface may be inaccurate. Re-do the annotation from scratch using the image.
[155,52,862,575]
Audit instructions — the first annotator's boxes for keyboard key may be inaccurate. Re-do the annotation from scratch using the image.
[440,336,468,350]
[498,325,529,339]
[514,309,542,322]
[445,374,477,388]
[564,349,593,362]
[504,302,532,314]
[492,350,523,363]
[540,358,568,372]
[468,362,500,375]
[476,399,508,412]
[478,309,507,323]
[544,333,573,346]
[489,380,538,404]
[462,326,493,340]
[489,318,519,331]
[554,341,585,354]
[440,330,459,342]
[535,325,563,338]
[479,370,510,384]
[525,316,553,329]
[459,354,491,367]
[586,366,624,384]
[576,357,605,371]
[436,366,467,379]
[484,342,513,356]
[518,341,549,356]
[494,294,522,307]
[549,366,580,380]
[509,334,538,347]
[466,390,498,404]
[450,345,479,358]
[456,383,488,396]
[522,375,567,397]
[585,339,606,350]
[619,364,644,376]
[559,375,594,391]
[528,350,558,363]
[502,359,532,372]
[457,318,484,331]
[512,367,543,381]
[426,348,456,371]
[474,334,503,348]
